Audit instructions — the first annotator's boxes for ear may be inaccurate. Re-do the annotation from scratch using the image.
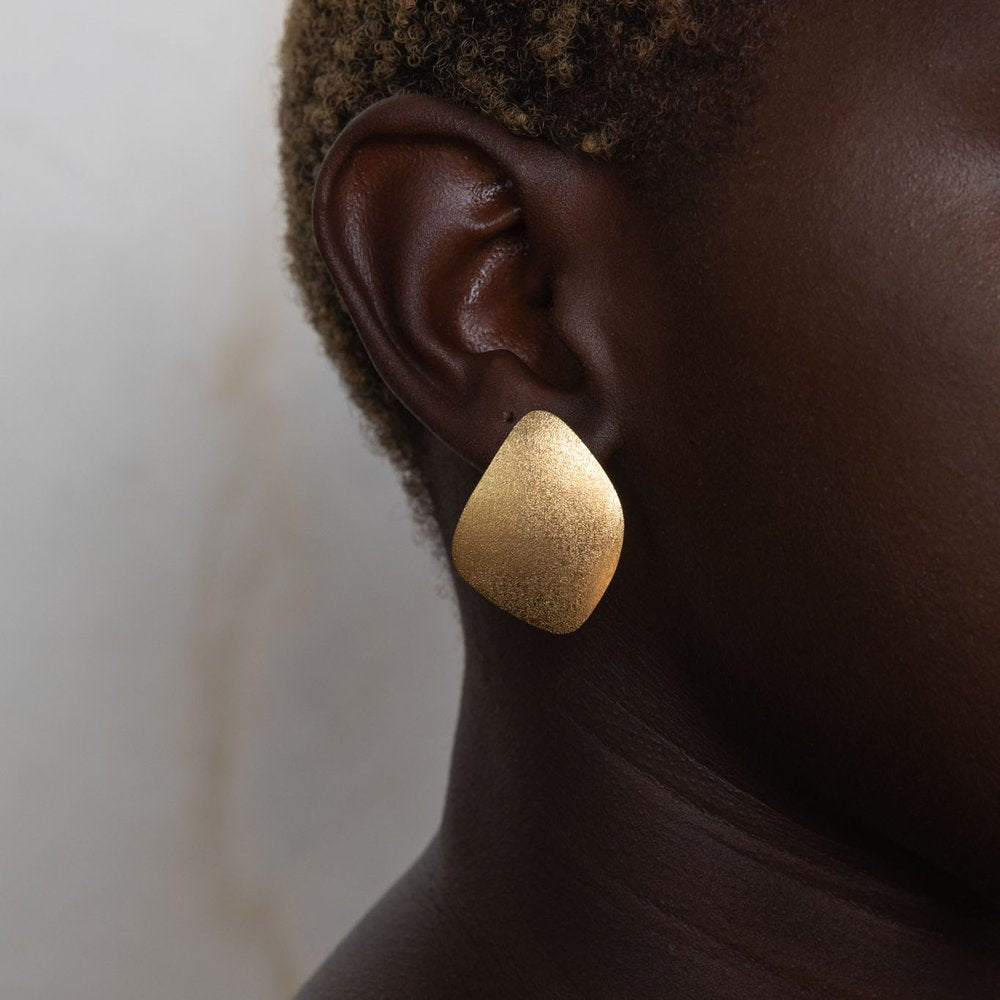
[312,91,627,472]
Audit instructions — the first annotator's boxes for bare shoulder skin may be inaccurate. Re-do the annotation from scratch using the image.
[301,2,1000,996]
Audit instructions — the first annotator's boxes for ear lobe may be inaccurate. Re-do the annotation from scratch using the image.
[312,91,620,471]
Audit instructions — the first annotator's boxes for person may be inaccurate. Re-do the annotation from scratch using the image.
[277,1,1000,996]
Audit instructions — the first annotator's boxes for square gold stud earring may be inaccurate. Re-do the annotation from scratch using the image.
[450,410,624,634]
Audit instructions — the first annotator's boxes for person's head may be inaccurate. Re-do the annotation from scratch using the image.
[278,0,1000,905]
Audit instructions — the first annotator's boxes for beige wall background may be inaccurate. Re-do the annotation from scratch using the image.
[1,3,463,997]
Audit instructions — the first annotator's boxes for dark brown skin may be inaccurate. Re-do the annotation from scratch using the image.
[303,3,1000,997]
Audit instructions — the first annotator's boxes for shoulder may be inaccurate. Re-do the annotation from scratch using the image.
[294,844,494,1000]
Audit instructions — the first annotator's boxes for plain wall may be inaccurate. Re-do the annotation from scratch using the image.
[0,3,463,997]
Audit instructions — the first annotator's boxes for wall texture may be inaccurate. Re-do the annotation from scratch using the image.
[0,4,463,997]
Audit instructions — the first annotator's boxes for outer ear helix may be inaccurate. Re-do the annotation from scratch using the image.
[450,409,624,634]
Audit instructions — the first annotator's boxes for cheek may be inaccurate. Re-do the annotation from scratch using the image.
[658,115,1000,895]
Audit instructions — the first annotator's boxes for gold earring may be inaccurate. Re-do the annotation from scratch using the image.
[450,409,624,634]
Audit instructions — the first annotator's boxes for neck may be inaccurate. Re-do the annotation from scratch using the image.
[434,582,1000,999]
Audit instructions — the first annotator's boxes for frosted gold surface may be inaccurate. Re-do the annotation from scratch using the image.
[450,410,624,634]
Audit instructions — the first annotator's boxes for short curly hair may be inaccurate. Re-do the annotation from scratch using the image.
[277,0,776,537]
